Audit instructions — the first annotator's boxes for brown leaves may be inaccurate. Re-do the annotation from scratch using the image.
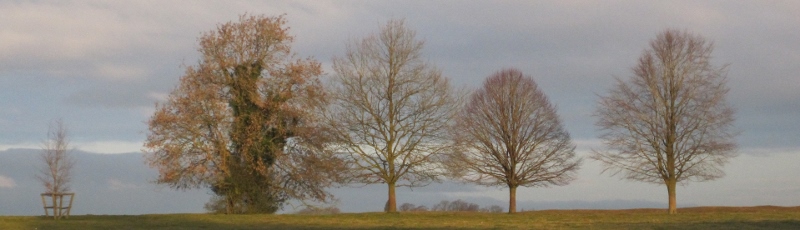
[143,14,340,212]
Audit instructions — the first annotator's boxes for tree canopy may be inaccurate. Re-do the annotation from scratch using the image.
[144,14,344,214]
[447,69,581,213]
[593,29,737,214]
[324,19,460,213]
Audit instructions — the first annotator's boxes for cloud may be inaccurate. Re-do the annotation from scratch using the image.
[75,141,143,154]
[0,175,17,188]
[107,178,139,191]
[0,142,40,152]
[93,64,149,82]
[63,82,161,108]
[0,2,153,79]
[1,140,143,154]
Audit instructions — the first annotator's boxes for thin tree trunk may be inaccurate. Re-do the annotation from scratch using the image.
[508,186,517,214]
[387,183,397,213]
[52,195,58,218]
[667,180,677,214]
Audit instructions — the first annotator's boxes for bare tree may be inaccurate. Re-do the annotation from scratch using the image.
[432,200,450,212]
[144,14,345,214]
[447,199,480,212]
[38,119,76,219]
[592,29,737,214]
[412,205,429,212]
[324,19,459,213]
[428,199,489,212]
[399,203,416,212]
[447,69,581,213]
[38,119,75,195]
[399,203,429,212]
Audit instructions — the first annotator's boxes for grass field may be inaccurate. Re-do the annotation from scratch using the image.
[2,206,799,230]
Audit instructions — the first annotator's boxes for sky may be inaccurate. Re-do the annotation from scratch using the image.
[1,1,799,213]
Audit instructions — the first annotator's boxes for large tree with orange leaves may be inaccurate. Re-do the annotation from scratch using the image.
[144,15,344,214]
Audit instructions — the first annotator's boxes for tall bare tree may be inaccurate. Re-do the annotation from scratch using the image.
[38,119,75,195]
[144,14,344,214]
[446,69,581,213]
[593,29,737,214]
[324,19,459,213]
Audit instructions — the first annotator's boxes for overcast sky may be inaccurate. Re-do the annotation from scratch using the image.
[1,1,799,213]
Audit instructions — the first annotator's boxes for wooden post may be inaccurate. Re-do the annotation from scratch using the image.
[65,193,74,217]
[54,193,60,218]
[40,194,49,217]
[41,193,75,220]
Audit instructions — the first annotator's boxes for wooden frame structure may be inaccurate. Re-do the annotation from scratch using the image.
[41,192,74,219]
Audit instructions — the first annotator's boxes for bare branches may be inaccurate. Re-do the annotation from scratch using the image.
[593,29,737,214]
[38,119,75,194]
[447,69,580,213]
[325,19,459,212]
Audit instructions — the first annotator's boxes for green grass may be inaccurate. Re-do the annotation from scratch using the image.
[2,206,799,230]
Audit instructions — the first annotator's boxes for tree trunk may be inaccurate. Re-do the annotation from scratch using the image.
[667,180,677,214]
[52,195,59,217]
[387,183,397,213]
[226,196,234,214]
[508,186,517,214]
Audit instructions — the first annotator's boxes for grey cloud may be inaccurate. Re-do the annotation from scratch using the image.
[2,1,798,149]
[63,79,170,109]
